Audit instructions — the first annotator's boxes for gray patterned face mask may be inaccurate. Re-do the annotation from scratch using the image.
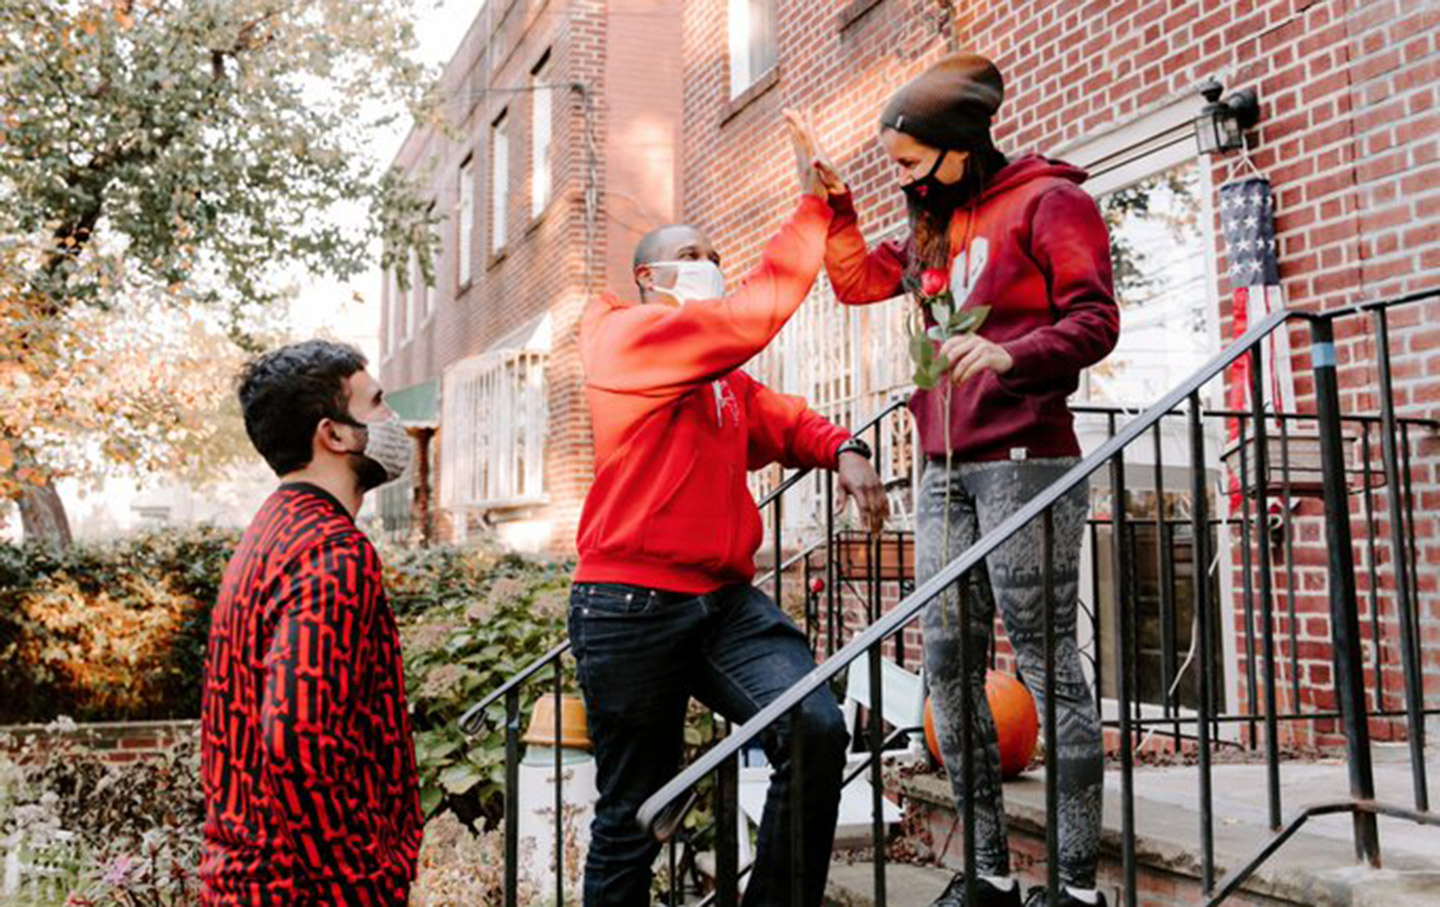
[338,414,411,489]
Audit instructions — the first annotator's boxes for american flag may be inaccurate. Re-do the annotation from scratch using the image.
[1219,177,1294,506]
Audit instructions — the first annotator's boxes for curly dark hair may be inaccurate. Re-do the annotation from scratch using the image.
[237,340,368,477]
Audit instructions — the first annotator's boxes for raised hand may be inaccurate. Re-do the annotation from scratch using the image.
[783,107,847,199]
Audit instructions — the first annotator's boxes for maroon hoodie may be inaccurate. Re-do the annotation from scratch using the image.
[824,154,1119,462]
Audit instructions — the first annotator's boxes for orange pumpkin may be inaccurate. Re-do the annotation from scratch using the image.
[923,671,1038,779]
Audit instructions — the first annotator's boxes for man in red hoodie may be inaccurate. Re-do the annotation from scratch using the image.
[573,178,888,905]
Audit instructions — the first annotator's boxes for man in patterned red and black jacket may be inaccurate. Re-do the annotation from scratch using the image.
[199,340,422,905]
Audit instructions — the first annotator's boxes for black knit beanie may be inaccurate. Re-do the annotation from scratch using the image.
[880,53,1004,151]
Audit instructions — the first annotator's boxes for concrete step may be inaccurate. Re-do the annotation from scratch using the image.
[901,761,1440,907]
[824,861,954,907]
[691,852,957,906]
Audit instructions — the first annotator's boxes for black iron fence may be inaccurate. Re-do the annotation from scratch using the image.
[457,290,1437,905]
[631,289,1439,907]
[455,399,915,906]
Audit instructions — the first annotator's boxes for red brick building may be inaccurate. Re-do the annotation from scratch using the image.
[378,0,683,552]
[382,0,1436,744]
[672,0,1437,746]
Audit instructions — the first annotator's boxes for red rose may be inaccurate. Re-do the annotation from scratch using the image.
[920,268,949,298]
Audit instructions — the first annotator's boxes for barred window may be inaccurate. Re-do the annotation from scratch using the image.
[440,348,547,509]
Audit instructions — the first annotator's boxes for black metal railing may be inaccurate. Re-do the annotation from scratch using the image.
[635,288,1439,907]
[456,397,914,906]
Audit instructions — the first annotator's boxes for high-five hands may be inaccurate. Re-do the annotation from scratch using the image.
[783,107,847,200]
[836,452,889,534]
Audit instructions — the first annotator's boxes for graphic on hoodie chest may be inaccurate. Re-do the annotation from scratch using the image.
[711,377,741,429]
[949,236,990,307]
[684,376,741,430]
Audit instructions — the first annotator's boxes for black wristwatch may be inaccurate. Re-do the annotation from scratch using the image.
[836,437,872,460]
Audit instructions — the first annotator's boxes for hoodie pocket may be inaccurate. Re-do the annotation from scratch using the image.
[639,458,734,572]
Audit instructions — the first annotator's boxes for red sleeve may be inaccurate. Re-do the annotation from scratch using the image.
[261,535,403,905]
[741,373,851,471]
[581,195,833,395]
[997,183,1120,394]
[823,191,908,305]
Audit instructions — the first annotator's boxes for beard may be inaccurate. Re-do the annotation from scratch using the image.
[350,454,390,492]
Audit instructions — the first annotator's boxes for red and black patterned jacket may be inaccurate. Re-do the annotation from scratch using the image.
[199,483,422,905]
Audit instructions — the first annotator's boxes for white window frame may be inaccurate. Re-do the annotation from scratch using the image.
[491,110,509,253]
[530,55,552,219]
[440,346,548,511]
[383,269,399,356]
[458,156,475,286]
[727,0,777,99]
[407,251,424,335]
[1056,100,1242,736]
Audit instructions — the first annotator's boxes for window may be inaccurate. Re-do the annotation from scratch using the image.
[440,348,548,508]
[531,54,552,218]
[391,267,408,346]
[728,0,777,98]
[1066,101,1224,407]
[457,157,475,285]
[389,268,405,346]
[746,276,918,545]
[1088,161,1214,406]
[491,111,509,253]
[408,251,425,332]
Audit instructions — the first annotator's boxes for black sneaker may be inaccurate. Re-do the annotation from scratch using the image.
[930,873,1023,907]
[1022,886,1109,907]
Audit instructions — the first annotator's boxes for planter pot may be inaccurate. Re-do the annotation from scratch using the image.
[832,530,915,582]
[523,693,591,750]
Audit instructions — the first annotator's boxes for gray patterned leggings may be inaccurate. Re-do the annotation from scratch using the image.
[917,457,1103,889]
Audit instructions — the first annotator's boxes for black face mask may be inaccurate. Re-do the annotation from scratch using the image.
[901,149,962,209]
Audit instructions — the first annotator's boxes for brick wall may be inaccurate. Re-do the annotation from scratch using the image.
[679,0,1437,746]
[379,0,683,553]
[0,720,198,765]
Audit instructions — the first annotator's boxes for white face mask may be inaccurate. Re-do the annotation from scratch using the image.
[650,260,726,304]
[341,414,411,489]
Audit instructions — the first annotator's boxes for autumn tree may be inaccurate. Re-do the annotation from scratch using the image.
[0,0,436,547]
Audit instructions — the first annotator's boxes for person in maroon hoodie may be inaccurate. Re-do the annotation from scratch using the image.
[787,53,1119,907]
[573,150,888,906]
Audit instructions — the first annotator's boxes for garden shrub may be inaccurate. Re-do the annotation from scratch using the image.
[0,528,237,723]
[400,553,575,826]
[0,534,749,902]
[0,719,204,905]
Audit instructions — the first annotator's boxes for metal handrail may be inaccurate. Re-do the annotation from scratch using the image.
[635,286,1439,837]
[458,638,572,735]
[455,395,911,737]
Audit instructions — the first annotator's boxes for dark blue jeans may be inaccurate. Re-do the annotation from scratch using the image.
[569,581,848,907]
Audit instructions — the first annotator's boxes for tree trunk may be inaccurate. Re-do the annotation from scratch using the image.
[18,480,72,550]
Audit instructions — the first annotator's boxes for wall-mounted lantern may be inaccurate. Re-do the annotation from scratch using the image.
[1194,78,1261,154]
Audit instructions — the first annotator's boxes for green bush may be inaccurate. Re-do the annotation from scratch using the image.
[0,527,571,735]
[0,528,237,723]
[399,553,575,825]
